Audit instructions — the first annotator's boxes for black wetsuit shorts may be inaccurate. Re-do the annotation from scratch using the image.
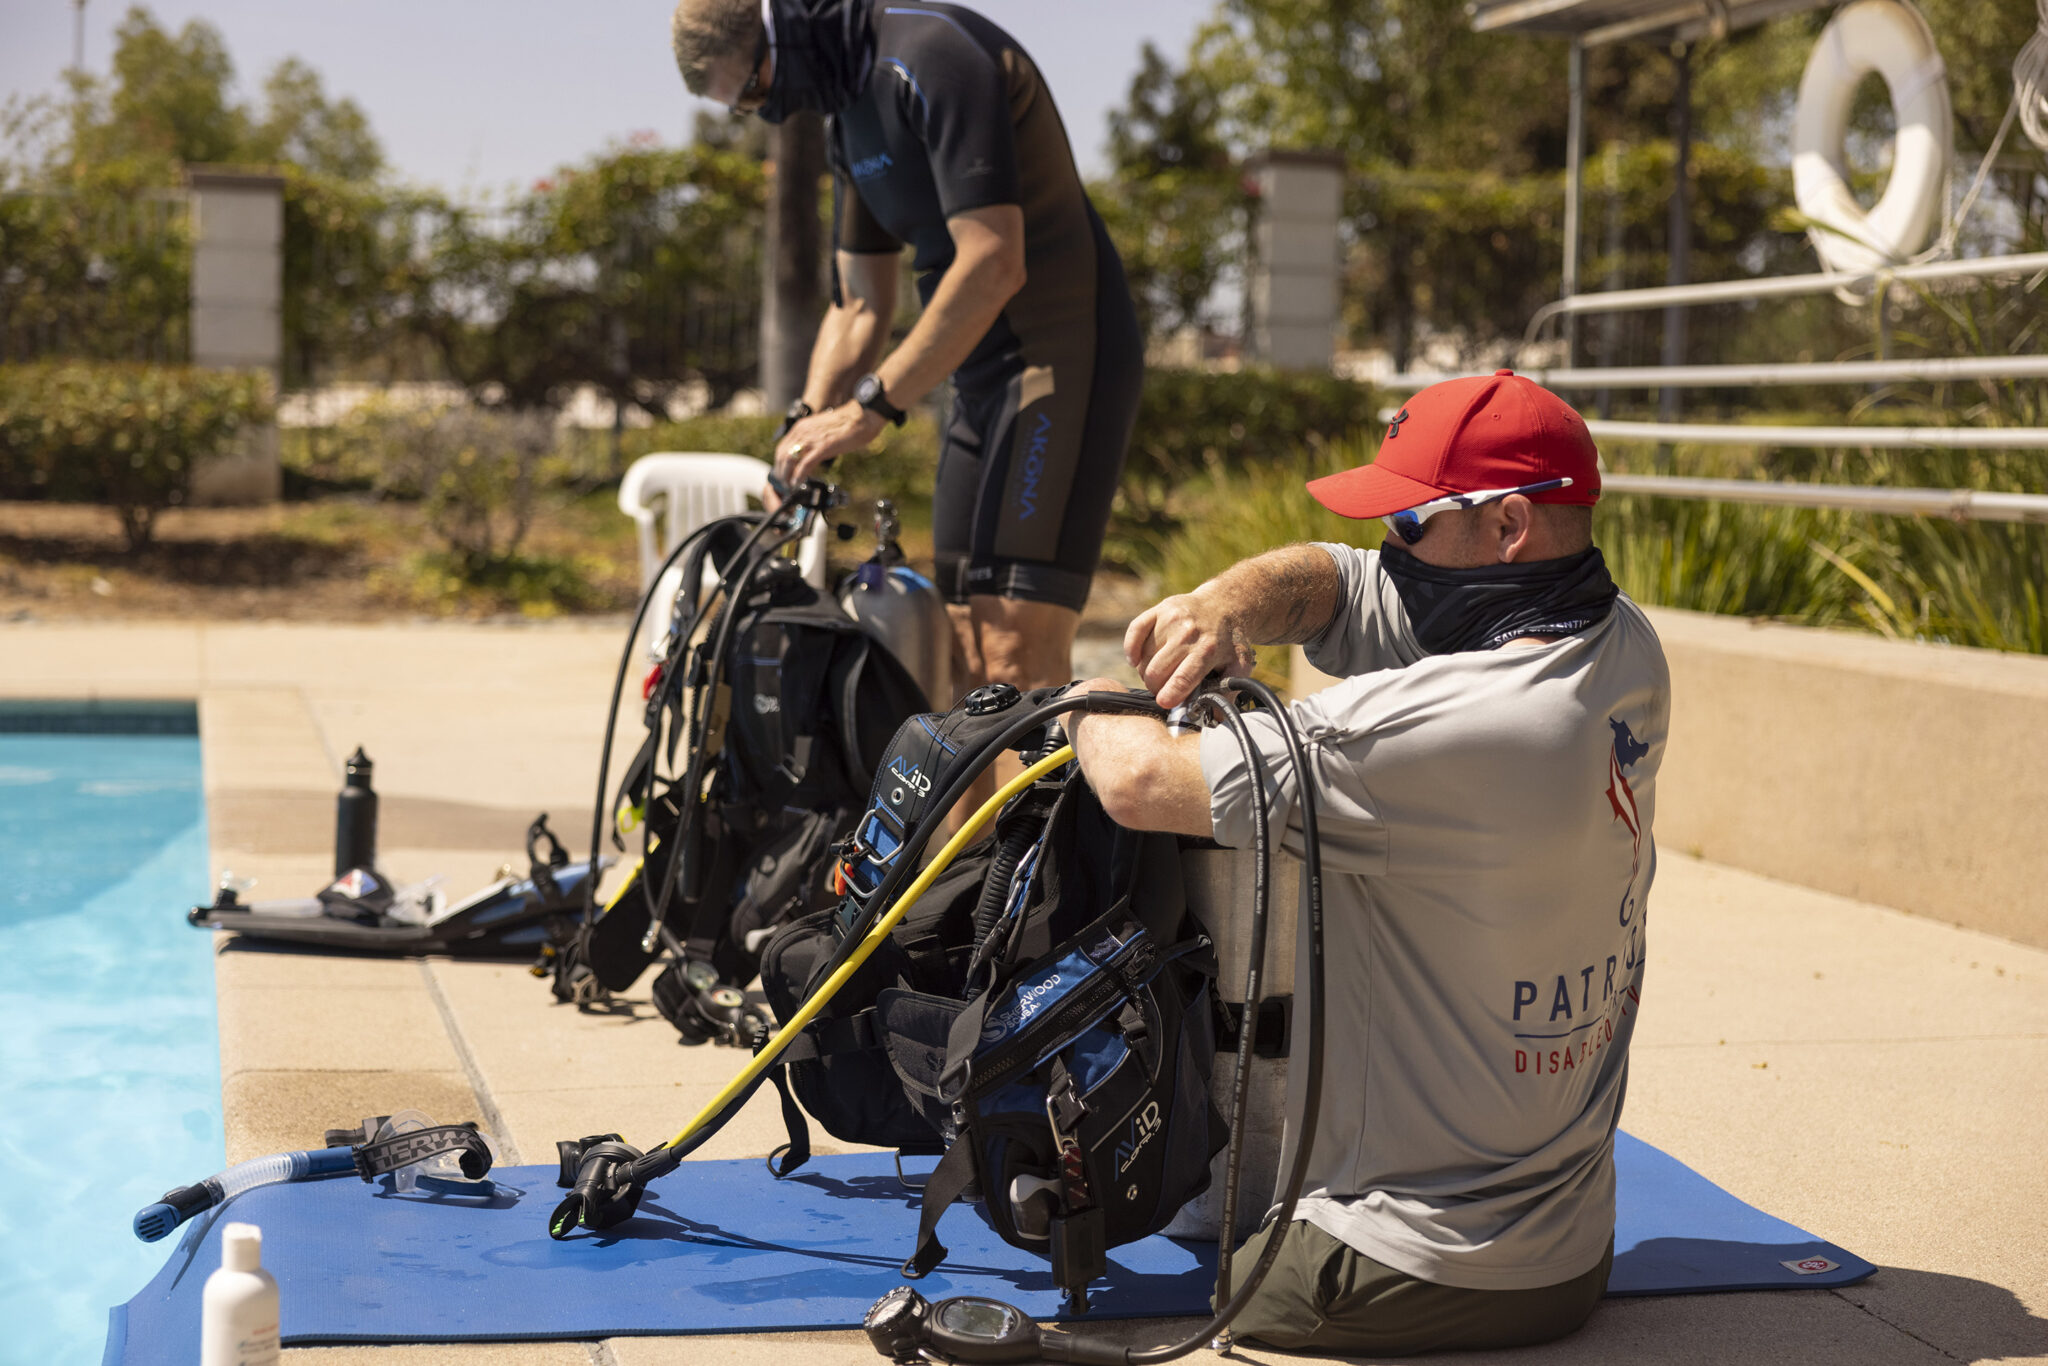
[828,2,1143,612]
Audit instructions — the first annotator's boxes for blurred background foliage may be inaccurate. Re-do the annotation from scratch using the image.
[0,1,2044,647]
[0,360,270,550]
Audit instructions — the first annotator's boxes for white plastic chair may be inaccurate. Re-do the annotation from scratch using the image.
[618,452,828,657]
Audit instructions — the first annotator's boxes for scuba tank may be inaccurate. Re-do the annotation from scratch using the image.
[838,499,955,711]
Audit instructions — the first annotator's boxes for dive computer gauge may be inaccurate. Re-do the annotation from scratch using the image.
[864,1288,1045,1364]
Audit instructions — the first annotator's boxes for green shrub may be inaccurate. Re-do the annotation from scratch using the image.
[378,548,612,618]
[0,361,272,549]
[1148,439,1381,682]
[1118,368,1384,563]
[282,398,562,574]
[376,406,558,572]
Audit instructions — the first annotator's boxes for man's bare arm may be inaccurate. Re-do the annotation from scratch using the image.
[1067,688,1213,838]
[774,205,1025,487]
[1125,544,1342,707]
[800,250,899,412]
[867,203,1024,410]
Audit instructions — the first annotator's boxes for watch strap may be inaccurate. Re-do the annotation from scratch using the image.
[856,373,907,427]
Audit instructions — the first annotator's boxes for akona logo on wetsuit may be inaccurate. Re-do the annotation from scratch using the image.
[1016,412,1052,520]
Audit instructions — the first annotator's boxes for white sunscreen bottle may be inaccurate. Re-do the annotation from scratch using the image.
[200,1221,280,1366]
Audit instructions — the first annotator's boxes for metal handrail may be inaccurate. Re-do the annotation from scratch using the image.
[1524,252,2048,342]
[1588,419,2048,450]
[1379,355,2048,390]
[1601,473,2048,523]
[1372,405,2048,450]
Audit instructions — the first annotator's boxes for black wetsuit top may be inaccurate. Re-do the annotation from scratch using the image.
[827,2,1143,608]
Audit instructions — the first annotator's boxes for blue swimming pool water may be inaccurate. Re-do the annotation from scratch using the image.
[0,719,218,1365]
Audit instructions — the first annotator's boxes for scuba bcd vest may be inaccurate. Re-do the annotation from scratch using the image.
[755,684,1229,1312]
[546,501,930,1046]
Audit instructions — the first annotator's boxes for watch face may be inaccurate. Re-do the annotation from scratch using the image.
[856,374,881,406]
[935,1297,1022,1339]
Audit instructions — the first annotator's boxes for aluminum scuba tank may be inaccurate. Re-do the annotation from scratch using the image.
[837,499,955,709]
[334,746,377,877]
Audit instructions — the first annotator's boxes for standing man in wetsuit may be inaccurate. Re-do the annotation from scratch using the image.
[671,0,1144,700]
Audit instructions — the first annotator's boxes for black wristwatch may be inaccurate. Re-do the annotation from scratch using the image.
[854,372,907,427]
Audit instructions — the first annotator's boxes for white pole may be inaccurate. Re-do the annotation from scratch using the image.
[1525,252,2048,340]
[1588,419,2048,450]
[1601,474,2048,523]
[1562,40,1584,365]
[1380,355,2048,390]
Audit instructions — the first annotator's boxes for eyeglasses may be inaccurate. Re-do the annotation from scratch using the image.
[1381,477,1572,545]
[728,25,771,115]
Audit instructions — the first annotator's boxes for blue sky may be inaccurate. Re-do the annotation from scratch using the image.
[1,0,1210,195]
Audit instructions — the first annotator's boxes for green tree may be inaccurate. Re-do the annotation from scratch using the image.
[408,139,767,423]
[1168,0,2021,365]
[1093,42,1245,341]
[69,7,247,172]
[2,5,399,382]
[1182,0,1570,363]
[246,59,384,183]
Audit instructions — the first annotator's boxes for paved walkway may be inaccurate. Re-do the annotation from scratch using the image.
[5,619,2043,1365]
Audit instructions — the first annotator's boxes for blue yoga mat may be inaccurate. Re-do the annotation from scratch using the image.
[104,1131,1872,1362]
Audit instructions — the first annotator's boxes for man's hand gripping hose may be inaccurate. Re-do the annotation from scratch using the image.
[548,743,1081,1240]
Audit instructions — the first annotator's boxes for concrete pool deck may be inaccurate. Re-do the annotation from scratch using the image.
[3,617,2044,1366]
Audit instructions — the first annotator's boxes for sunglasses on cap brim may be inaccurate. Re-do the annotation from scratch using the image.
[1381,477,1572,545]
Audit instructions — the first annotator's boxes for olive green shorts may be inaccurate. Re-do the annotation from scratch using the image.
[1220,1220,1613,1357]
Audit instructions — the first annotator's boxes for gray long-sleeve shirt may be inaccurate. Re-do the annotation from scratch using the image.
[1199,543,1670,1291]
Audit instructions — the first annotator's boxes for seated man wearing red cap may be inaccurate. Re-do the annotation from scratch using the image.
[1067,371,1669,1355]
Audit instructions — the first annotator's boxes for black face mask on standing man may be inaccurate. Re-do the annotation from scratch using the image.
[755,0,877,123]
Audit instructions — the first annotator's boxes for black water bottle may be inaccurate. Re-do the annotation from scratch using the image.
[335,746,378,875]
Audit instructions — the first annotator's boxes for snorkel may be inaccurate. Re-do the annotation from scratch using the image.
[134,1147,357,1244]
[134,1112,498,1243]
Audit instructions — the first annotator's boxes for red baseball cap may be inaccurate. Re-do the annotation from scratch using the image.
[1307,370,1600,519]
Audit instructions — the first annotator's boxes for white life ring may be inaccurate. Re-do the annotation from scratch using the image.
[1792,0,1952,276]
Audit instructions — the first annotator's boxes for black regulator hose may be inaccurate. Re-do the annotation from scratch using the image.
[1043,675,1326,1366]
[645,487,836,939]
[582,509,757,922]
[1203,688,1272,1313]
[968,819,1039,952]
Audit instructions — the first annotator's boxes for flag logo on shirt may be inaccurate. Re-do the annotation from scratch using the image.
[1605,716,1645,879]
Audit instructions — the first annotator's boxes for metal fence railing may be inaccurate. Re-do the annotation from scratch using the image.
[1369,250,2048,526]
[1381,355,2048,390]
[1599,474,2048,523]
[1521,252,2048,343]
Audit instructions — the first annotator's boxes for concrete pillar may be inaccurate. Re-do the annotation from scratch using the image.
[1247,149,1345,372]
[186,166,284,504]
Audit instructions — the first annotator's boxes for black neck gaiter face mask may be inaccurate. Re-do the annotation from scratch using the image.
[1378,544,1620,655]
[757,0,876,123]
